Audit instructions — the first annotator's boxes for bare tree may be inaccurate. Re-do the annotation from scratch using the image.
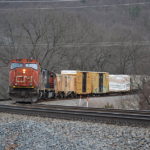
[0,20,22,64]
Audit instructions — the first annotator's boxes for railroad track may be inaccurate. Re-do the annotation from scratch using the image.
[0,98,12,101]
[0,104,149,127]
[37,91,138,103]
[0,91,138,103]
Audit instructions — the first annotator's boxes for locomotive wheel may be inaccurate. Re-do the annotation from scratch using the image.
[47,92,54,99]
[31,97,38,103]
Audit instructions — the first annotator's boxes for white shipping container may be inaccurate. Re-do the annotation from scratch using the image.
[61,70,78,74]
[109,75,130,92]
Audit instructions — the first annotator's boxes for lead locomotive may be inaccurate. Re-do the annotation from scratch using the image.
[9,59,55,102]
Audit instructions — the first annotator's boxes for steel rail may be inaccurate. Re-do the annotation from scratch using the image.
[0,98,12,101]
[0,104,150,126]
[20,103,150,114]
[42,104,148,114]
[36,91,138,104]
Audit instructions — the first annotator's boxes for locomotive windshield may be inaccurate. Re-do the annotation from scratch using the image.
[11,63,23,69]
[25,64,38,70]
[10,63,38,70]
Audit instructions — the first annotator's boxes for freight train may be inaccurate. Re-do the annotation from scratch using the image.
[8,59,150,103]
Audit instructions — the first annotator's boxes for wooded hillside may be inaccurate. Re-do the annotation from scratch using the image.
[0,0,150,98]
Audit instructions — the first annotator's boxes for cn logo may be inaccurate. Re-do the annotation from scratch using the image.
[16,76,32,83]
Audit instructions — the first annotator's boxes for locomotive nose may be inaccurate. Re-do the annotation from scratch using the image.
[14,68,34,87]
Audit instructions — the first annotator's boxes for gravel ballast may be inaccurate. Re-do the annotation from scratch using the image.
[0,113,150,150]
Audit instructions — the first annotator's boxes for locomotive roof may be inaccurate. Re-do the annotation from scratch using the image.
[10,59,39,64]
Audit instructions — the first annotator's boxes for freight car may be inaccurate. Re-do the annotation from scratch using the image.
[61,70,109,95]
[55,74,76,98]
[90,72,109,94]
[61,70,93,95]
[109,75,130,93]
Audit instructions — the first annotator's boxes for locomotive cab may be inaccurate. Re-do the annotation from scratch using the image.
[9,59,41,102]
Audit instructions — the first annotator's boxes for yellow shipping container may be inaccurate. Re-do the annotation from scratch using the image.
[55,74,76,96]
[90,72,109,94]
[61,70,109,95]
[62,75,76,94]
[61,70,92,95]
[90,72,99,93]
[102,72,109,93]
[76,71,92,95]
[55,74,62,92]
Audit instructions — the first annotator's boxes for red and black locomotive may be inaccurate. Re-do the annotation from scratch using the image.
[9,59,55,102]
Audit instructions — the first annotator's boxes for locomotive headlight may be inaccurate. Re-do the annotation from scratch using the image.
[23,69,26,74]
